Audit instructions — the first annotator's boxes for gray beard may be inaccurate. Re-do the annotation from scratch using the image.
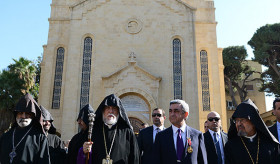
[16,118,32,128]
[103,114,119,129]
[237,130,248,137]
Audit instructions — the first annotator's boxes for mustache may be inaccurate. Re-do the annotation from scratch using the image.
[18,118,31,123]
[107,114,116,117]
[237,125,244,128]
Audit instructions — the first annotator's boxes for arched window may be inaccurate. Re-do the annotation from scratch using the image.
[173,39,182,99]
[200,50,210,111]
[52,47,65,109]
[80,37,92,109]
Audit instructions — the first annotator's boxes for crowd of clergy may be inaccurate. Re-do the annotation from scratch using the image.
[1,93,280,164]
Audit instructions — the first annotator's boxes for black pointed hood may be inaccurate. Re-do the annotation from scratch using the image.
[228,99,278,144]
[13,93,45,133]
[77,104,94,127]
[94,94,132,129]
[40,105,57,134]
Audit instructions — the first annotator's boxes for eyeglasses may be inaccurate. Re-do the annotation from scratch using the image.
[208,117,220,122]
[233,118,248,124]
[152,113,162,117]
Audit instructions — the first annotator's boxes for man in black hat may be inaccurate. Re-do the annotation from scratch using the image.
[65,104,94,164]
[41,105,66,164]
[225,99,280,164]
[78,94,140,164]
[0,93,50,164]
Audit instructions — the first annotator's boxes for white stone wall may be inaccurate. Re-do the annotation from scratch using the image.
[39,0,226,140]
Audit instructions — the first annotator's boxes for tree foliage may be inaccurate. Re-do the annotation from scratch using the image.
[248,23,280,97]
[0,56,41,134]
[223,46,261,107]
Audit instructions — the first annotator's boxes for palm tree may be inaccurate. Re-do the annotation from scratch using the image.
[8,57,37,94]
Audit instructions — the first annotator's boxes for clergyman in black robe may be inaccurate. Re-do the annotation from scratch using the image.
[225,99,280,164]
[78,94,140,164]
[41,105,66,164]
[0,93,50,164]
[65,104,94,164]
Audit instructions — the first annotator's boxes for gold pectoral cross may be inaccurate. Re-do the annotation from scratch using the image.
[102,155,113,164]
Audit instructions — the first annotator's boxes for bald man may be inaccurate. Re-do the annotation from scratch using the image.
[204,112,228,164]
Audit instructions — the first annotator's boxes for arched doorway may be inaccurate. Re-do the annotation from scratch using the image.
[121,94,149,112]
[128,117,144,135]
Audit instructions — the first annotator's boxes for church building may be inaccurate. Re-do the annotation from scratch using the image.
[39,0,227,140]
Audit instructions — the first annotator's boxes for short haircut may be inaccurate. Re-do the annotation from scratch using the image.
[153,108,165,116]
[273,98,280,110]
[170,99,189,119]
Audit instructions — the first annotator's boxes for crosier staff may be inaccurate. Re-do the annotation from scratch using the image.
[86,113,95,164]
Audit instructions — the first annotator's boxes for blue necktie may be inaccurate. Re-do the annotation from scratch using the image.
[156,127,161,134]
[213,132,222,164]
[176,129,184,161]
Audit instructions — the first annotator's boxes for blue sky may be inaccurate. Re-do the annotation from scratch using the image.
[0,0,279,110]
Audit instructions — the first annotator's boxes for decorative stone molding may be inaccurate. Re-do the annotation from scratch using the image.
[125,18,143,34]
[102,53,161,110]
[155,0,196,14]
[70,0,111,19]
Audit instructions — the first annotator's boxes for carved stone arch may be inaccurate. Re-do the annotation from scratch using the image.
[54,44,67,55]
[115,88,157,125]
[115,88,157,111]
[128,117,144,134]
[171,35,184,43]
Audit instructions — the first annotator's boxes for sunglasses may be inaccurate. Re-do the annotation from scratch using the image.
[152,113,162,117]
[208,117,220,122]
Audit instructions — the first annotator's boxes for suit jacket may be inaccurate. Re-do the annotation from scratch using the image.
[137,126,165,164]
[153,125,207,164]
[269,123,278,141]
[203,130,228,164]
[137,126,154,164]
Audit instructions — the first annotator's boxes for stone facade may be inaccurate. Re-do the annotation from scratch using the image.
[39,0,227,140]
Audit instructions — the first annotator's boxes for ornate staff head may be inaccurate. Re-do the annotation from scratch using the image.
[88,113,96,141]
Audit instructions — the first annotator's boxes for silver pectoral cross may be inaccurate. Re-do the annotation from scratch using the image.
[9,149,17,164]
[102,155,113,164]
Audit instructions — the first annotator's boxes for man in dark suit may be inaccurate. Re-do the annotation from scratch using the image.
[138,108,166,164]
[153,99,207,164]
[204,111,227,164]
[269,98,280,141]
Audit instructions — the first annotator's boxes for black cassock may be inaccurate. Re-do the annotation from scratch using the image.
[0,126,50,164]
[66,130,88,164]
[225,133,280,164]
[225,99,280,164]
[66,104,94,164]
[47,134,66,164]
[89,123,139,164]
[77,94,140,164]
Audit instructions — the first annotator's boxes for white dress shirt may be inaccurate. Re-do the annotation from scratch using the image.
[153,124,164,142]
[209,129,225,164]
[172,123,187,152]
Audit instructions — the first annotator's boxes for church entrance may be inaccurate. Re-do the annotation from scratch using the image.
[128,117,143,135]
[120,93,151,134]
